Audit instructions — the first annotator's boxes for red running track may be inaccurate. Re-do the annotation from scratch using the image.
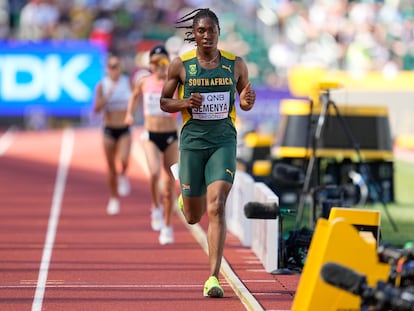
[0,127,299,311]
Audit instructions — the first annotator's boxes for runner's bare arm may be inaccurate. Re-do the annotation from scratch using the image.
[93,83,106,113]
[235,57,255,111]
[125,78,144,125]
[160,57,202,113]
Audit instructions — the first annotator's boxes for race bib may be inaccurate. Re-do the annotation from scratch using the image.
[192,91,230,120]
[143,92,169,116]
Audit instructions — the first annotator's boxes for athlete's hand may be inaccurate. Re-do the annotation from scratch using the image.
[124,113,134,126]
[240,82,255,111]
[187,93,202,109]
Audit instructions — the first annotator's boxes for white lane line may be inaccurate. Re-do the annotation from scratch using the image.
[6,283,209,289]
[176,212,264,311]
[0,126,16,156]
[31,128,74,311]
[243,279,282,283]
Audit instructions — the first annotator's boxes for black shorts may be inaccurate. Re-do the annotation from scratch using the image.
[148,130,178,152]
[103,126,130,141]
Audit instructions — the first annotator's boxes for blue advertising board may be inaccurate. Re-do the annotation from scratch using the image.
[0,41,106,116]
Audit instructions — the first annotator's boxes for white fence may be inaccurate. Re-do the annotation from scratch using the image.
[226,170,279,273]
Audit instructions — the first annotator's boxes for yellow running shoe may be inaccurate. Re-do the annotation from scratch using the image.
[177,193,184,213]
[203,276,224,298]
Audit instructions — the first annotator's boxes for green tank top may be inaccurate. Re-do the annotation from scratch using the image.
[178,49,237,150]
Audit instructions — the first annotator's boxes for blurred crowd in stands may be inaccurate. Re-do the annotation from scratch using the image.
[1,0,413,87]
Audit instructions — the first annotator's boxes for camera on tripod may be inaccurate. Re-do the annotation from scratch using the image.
[263,77,396,230]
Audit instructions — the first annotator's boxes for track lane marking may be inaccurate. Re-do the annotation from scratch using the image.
[179,215,265,311]
[31,128,74,311]
[0,126,16,156]
[7,282,221,289]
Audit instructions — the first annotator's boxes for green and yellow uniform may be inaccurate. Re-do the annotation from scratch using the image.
[178,49,237,196]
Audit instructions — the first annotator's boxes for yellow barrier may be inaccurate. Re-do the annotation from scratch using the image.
[328,208,381,245]
[252,160,272,177]
[244,132,274,148]
[288,65,414,99]
[291,208,390,311]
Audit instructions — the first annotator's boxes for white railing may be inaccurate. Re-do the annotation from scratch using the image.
[226,171,279,273]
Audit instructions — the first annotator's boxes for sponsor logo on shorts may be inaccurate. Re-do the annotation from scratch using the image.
[167,135,174,145]
[181,184,191,191]
[226,169,234,178]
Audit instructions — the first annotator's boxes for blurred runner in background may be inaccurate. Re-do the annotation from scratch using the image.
[125,45,179,245]
[94,53,133,215]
